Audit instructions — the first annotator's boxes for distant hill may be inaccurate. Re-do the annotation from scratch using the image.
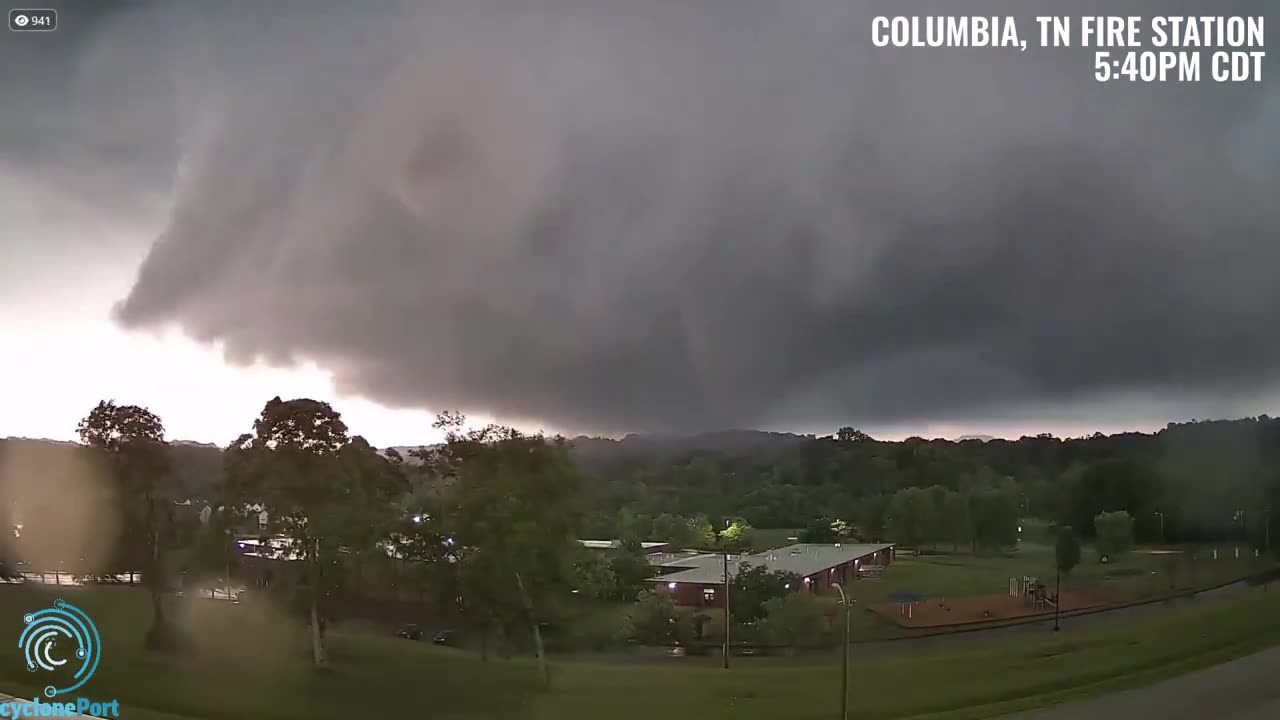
[956,434,996,442]
[1,436,224,499]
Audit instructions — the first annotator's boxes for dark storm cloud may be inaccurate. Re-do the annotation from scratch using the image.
[0,1,180,220]
[21,0,1276,433]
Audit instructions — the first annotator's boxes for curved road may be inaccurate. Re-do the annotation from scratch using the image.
[999,643,1280,719]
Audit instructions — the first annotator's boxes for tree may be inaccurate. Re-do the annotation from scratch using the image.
[972,488,1020,552]
[223,397,406,668]
[925,485,949,549]
[798,517,838,543]
[1094,510,1135,560]
[859,494,889,542]
[416,412,583,688]
[1055,526,1081,576]
[729,563,801,624]
[887,487,930,553]
[758,592,829,648]
[718,520,753,551]
[608,548,654,601]
[77,400,177,649]
[835,427,871,442]
[941,491,973,551]
[629,590,692,645]
[570,549,617,600]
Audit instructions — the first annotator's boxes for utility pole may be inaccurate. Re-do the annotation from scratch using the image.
[1266,505,1271,555]
[1053,566,1061,632]
[833,583,851,720]
[722,550,730,669]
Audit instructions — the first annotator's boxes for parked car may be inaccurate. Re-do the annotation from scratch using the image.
[432,629,459,647]
[397,624,424,641]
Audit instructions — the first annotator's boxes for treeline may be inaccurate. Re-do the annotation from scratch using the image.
[576,417,1280,544]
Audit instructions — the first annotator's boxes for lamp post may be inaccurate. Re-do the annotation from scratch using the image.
[722,550,730,670]
[833,583,851,720]
[1156,511,1165,545]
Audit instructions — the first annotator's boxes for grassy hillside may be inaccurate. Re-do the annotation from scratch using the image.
[1,582,1278,720]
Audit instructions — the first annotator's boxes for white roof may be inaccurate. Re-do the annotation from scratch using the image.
[650,543,893,585]
[578,540,667,551]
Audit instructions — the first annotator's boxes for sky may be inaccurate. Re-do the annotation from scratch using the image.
[1,1,1277,448]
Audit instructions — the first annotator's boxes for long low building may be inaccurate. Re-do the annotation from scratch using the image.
[650,543,895,608]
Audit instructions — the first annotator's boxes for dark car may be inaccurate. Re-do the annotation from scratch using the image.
[432,630,459,647]
[397,624,424,641]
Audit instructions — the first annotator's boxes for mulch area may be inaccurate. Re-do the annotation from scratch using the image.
[870,586,1131,629]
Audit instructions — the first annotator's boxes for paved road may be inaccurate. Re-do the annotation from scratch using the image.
[999,644,1280,719]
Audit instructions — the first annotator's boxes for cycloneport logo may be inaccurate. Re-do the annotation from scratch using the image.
[7,599,120,718]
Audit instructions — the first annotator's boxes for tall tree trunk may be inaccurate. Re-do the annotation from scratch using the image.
[513,571,549,689]
[145,494,169,647]
[309,539,329,669]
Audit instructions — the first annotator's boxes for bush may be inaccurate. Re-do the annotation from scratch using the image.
[757,593,831,648]
[629,591,693,645]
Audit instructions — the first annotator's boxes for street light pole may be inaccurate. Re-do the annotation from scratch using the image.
[722,550,730,670]
[1156,511,1165,546]
[833,583,850,720]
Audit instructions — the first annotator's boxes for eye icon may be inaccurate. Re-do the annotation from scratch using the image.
[13,14,30,27]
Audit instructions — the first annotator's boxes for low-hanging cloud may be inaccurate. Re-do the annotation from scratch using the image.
[26,0,1276,435]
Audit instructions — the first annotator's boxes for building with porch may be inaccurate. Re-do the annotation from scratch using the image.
[649,543,894,608]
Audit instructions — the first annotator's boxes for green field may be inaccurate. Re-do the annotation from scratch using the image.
[764,540,1270,640]
[1,580,1279,720]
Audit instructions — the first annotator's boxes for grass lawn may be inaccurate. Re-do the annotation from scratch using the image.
[2,580,1280,720]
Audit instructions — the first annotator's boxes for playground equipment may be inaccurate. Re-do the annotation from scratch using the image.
[1009,576,1055,610]
[890,591,923,619]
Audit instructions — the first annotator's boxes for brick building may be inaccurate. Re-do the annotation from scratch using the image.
[649,543,894,608]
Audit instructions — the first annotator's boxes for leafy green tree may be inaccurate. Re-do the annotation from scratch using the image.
[629,590,692,645]
[798,517,838,543]
[758,592,829,648]
[419,412,583,688]
[224,397,406,668]
[1094,510,1135,560]
[718,520,753,551]
[1055,525,1081,575]
[859,494,889,542]
[942,491,973,551]
[570,549,617,600]
[686,515,718,548]
[608,548,655,601]
[729,563,801,624]
[925,485,949,549]
[835,427,871,442]
[972,488,1020,551]
[77,400,177,649]
[887,487,930,553]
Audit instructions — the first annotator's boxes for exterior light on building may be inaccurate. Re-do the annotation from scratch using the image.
[784,583,790,590]
[668,582,677,590]
[803,577,811,584]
